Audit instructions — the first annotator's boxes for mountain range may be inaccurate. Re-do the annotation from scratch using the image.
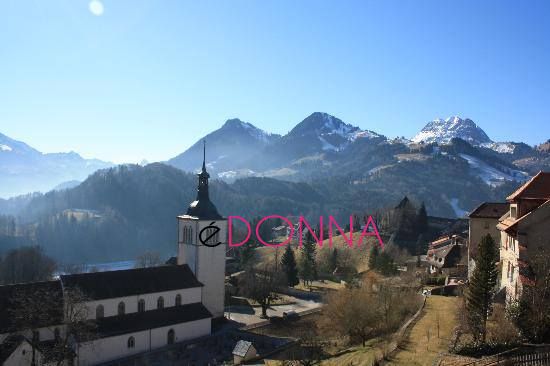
[167,112,549,184]
[0,132,112,198]
[1,113,548,263]
[2,112,549,205]
[168,112,387,179]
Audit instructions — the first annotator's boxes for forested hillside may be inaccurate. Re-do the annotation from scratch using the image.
[0,160,517,264]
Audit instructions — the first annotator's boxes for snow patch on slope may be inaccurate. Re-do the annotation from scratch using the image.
[0,144,12,151]
[218,169,256,180]
[240,121,276,144]
[459,154,528,187]
[351,130,383,141]
[481,142,516,154]
[450,198,468,218]
[322,113,354,137]
[318,136,339,151]
[312,113,384,151]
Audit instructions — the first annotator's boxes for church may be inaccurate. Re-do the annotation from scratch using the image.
[0,144,227,366]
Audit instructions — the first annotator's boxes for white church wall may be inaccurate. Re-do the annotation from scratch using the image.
[76,318,210,366]
[83,287,202,320]
[77,329,150,366]
[196,219,227,318]
[149,318,210,349]
[177,216,226,318]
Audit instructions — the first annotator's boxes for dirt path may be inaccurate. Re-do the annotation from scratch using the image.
[385,295,459,366]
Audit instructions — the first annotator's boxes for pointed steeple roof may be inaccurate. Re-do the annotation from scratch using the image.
[201,139,207,174]
[186,140,222,220]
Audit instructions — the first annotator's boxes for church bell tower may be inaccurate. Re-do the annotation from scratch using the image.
[177,141,226,318]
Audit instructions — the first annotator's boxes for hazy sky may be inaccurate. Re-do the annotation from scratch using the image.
[1,0,549,163]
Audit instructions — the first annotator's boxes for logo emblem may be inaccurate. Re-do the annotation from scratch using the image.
[199,221,222,247]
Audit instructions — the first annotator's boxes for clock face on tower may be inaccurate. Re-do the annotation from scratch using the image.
[199,221,222,247]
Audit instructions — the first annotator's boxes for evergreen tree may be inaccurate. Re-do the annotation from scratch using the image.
[239,244,256,270]
[368,245,397,276]
[369,245,379,270]
[393,196,419,251]
[415,233,428,256]
[299,231,317,286]
[417,202,429,235]
[280,245,299,287]
[466,234,499,342]
[376,252,398,276]
[329,248,338,272]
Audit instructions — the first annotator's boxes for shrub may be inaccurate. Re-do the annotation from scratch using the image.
[452,340,520,358]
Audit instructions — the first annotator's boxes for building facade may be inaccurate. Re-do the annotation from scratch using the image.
[0,147,225,365]
[467,202,509,279]
[497,172,550,303]
[426,234,467,276]
[177,142,226,318]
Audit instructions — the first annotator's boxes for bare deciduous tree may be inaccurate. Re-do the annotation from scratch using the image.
[320,281,421,347]
[0,246,56,285]
[239,265,283,318]
[510,248,550,342]
[9,284,96,366]
[135,251,162,268]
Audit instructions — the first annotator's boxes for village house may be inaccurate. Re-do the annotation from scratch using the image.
[0,146,227,366]
[426,234,467,276]
[497,171,550,303]
[467,202,509,279]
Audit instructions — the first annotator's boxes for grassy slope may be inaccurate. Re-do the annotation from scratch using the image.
[255,231,376,272]
[318,295,459,366]
[386,295,459,366]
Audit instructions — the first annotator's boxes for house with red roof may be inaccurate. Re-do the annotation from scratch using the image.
[497,171,550,302]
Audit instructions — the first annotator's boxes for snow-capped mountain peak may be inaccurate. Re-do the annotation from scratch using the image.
[412,116,492,145]
[221,118,278,144]
[286,112,384,151]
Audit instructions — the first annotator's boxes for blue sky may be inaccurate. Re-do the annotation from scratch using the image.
[1,0,549,163]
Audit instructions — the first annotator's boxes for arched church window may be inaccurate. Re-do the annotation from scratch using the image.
[96,304,104,319]
[127,336,135,349]
[188,227,193,243]
[118,301,125,316]
[138,299,145,313]
[157,296,164,309]
[183,226,188,243]
[167,329,175,345]
[175,294,182,306]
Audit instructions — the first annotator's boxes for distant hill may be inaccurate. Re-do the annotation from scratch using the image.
[0,132,112,198]
[0,160,520,263]
[168,118,280,177]
[1,113,547,263]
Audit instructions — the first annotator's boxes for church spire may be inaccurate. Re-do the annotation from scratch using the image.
[186,139,222,219]
[197,140,210,197]
[202,139,206,173]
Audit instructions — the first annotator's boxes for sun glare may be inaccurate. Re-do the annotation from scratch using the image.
[89,0,104,16]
